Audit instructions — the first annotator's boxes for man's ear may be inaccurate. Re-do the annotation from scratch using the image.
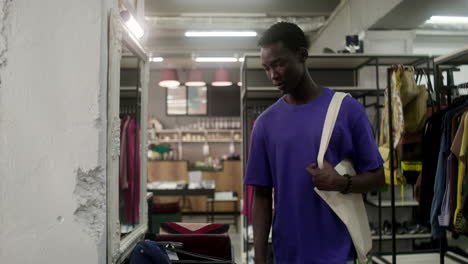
[298,47,308,63]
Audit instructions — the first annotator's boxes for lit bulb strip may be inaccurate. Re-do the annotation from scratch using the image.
[427,16,468,24]
[150,57,164,62]
[185,31,257,37]
[195,57,238,62]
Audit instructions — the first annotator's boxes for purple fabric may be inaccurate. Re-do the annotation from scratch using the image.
[244,88,383,264]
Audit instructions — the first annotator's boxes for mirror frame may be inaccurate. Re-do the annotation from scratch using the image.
[107,9,149,264]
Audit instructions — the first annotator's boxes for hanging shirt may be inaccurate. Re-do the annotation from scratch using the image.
[431,105,468,237]
[120,116,131,189]
[439,154,454,227]
[448,111,465,226]
[440,107,463,227]
[420,111,446,225]
[124,119,140,225]
[452,112,468,232]
[244,88,383,264]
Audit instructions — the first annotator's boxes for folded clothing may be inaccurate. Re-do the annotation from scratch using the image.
[160,222,229,235]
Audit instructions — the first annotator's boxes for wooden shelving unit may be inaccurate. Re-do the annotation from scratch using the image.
[149,129,242,160]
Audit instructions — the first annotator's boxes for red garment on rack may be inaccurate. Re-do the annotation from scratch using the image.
[120,116,130,189]
[242,185,255,224]
[124,119,140,224]
[242,119,257,224]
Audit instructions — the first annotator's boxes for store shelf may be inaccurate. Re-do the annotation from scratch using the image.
[182,140,242,143]
[242,87,282,100]
[372,252,468,264]
[151,140,241,143]
[244,54,431,70]
[372,233,431,240]
[330,87,385,93]
[151,140,179,143]
[435,46,468,65]
[365,198,419,207]
[156,129,241,133]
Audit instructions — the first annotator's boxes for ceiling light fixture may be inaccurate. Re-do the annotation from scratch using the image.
[150,57,164,62]
[159,69,180,88]
[195,57,239,62]
[180,13,267,18]
[186,70,206,87]
[120,11,144,39]
[238,57,245,62]
[185,31,257,37]
[212,69,232,87]
[426,16,468,24]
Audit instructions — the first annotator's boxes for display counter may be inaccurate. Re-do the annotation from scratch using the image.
[147,160,242,213]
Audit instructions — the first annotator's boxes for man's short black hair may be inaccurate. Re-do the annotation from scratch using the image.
[258,22,310,51]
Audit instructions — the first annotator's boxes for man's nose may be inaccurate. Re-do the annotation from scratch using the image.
[269,69,278,80]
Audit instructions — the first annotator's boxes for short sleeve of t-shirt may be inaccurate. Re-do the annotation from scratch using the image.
[244,119,273,187]
[346,98,384,172]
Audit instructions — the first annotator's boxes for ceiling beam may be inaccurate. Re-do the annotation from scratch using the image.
[145,0,340,16]
[145,16,325,32]
[371,0,468,30]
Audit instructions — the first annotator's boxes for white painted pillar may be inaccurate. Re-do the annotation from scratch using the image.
[0,1,114,263]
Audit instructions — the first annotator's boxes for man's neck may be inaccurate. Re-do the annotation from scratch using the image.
[284,71,322,105]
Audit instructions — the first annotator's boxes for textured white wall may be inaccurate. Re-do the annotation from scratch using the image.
[414,34,468,56]
[0,0,111,263]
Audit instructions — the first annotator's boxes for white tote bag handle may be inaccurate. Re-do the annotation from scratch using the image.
[314,92,372,263]
[317,92,348,168]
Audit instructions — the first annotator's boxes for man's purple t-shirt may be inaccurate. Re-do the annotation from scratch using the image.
[244,88,384,264]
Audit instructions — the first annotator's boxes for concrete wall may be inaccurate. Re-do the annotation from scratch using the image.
[0,0,114,263]
[414,34,468,56]
[310,0,403,53]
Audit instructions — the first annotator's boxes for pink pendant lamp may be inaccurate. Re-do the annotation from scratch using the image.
[159,69,180,88]
[185,69,206,87]
[212,69,232,87]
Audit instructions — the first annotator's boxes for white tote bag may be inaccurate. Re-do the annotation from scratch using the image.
[314,92,372,263]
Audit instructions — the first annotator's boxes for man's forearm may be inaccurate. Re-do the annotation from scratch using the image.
[345,166,385,193]
[252,186,273,264]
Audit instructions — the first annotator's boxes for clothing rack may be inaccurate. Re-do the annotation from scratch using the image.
[381,61,437,264]
[434,45,468,264]
[241,54,433,264]
[120,64,142,228]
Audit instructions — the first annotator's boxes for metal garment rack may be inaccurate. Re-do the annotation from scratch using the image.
[434,46,468,264]
[240,54,433,264]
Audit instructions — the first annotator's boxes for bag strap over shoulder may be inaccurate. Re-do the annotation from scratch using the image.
[317,92,348,169]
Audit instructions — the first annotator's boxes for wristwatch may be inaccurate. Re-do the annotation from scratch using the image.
[340,174,352,194]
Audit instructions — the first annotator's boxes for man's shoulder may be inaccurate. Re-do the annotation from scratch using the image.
[341,94,363,110]
[255,99,283,121]
[339,94,367,121]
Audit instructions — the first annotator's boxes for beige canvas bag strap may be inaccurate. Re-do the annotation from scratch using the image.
[317,92,348,169]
